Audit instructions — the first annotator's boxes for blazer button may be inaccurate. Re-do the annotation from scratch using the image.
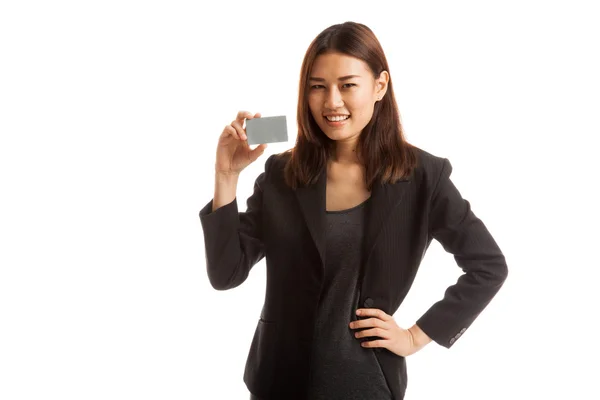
[460,328,466,333]
[363,297,375,308]
[449,337,456,345]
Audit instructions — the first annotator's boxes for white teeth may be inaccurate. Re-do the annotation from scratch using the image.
[326,115,349,122]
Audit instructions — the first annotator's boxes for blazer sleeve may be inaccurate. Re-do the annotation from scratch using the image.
[415,157,509,349]
[198,155,274,290]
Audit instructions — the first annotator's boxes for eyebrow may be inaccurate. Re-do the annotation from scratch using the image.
[308,74,361,82]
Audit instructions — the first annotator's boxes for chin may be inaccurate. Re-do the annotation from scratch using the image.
[324,131,359,142]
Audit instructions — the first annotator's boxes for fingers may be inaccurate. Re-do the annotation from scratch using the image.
[231,120,247,141]
[349,317,386,330]
[360,339,388,348]
[356,308,391,321]
[353,327,391,340]
[223,124,243,141]
[225,111,262,141]
[236,110,262,124]
[236,110,254,122]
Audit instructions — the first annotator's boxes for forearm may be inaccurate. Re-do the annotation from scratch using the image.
[200,169,267,290]
[213,172,239,211]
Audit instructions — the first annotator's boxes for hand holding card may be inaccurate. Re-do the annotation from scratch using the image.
[245,115,288,145]
[215,111,268,176]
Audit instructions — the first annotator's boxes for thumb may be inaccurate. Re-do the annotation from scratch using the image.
[249,143,267,162]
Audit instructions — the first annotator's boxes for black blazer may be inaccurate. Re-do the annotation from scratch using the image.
[199,146,508,400]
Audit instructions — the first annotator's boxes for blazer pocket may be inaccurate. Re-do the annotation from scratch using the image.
[243,318,279,394]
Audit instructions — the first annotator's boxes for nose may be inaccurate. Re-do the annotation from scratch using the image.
[324,87,344,109]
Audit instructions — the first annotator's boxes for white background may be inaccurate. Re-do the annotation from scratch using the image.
[1,0,599,399]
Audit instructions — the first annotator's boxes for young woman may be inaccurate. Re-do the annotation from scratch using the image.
[199,21,508,400]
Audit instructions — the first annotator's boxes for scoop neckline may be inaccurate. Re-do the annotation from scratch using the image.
[325,196,371,214]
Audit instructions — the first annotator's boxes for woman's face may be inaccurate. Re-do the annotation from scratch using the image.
[307,52,388,143]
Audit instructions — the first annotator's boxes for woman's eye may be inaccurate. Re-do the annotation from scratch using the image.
[310,83,356,89]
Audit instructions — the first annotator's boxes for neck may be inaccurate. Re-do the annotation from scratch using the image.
[332,139,360,165]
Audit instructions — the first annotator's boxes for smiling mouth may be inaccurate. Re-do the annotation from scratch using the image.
[323,115,351,127]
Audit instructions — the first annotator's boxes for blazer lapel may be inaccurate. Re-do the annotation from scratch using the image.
[295,168,328,267]
[362,177,411,267]
[295,166,412,269]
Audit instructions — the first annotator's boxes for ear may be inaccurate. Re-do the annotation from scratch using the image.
[376,70,389,98]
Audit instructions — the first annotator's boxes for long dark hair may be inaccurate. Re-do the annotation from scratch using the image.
[282,21,418,191]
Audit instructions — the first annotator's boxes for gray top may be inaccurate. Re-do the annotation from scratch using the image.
[306,197,392,400]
